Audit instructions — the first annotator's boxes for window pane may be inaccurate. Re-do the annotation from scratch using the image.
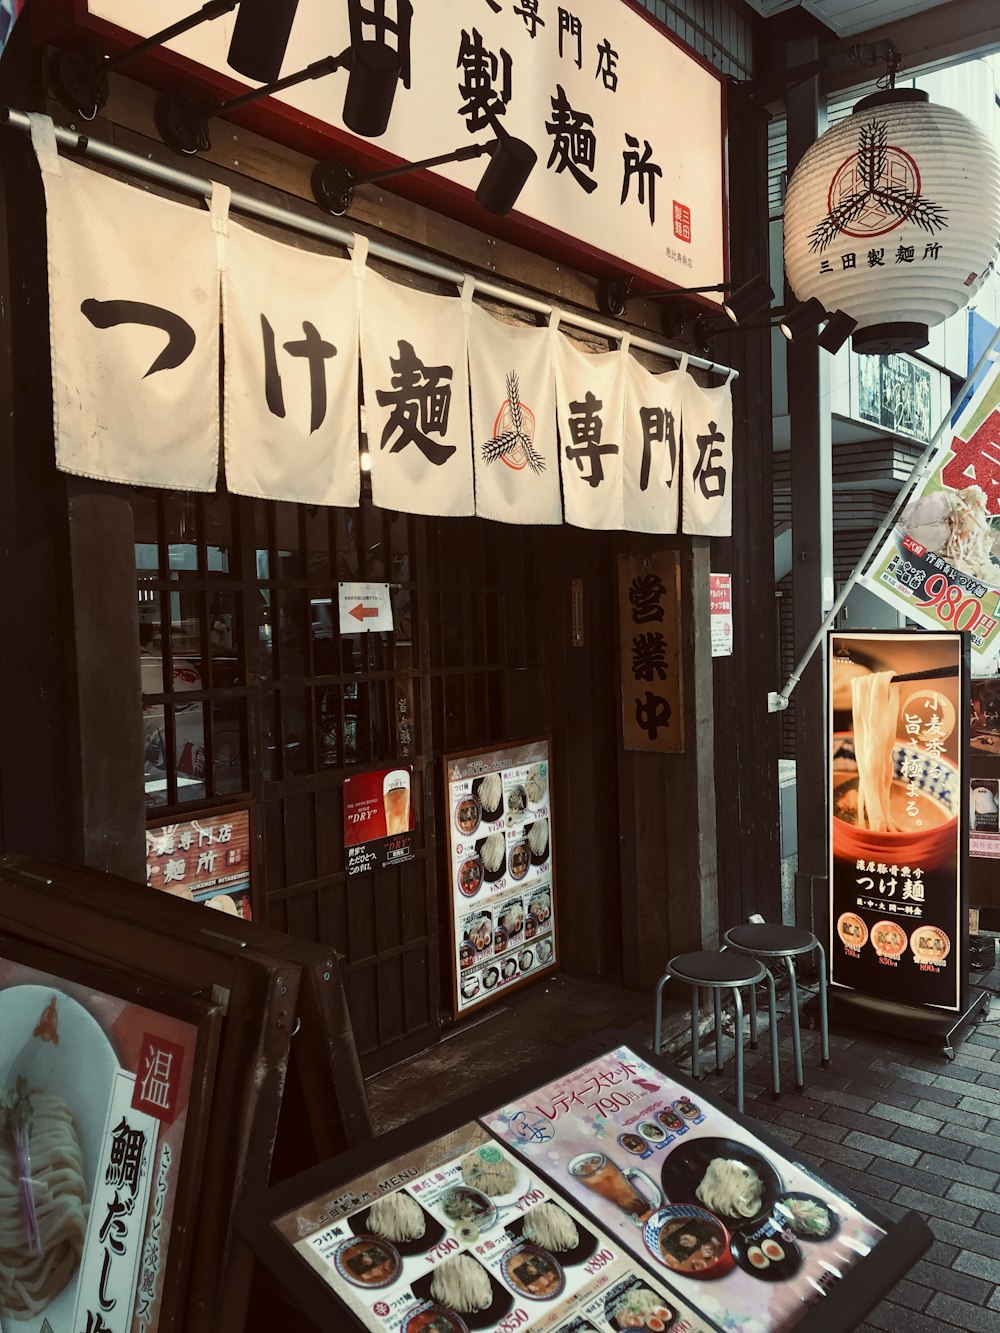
[282,686,310,776]
[212,699,245,795]
[175,701,207,803]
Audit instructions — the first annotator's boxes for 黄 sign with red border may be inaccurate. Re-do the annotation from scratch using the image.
[863,361,1000,662]
[34,0,727,298]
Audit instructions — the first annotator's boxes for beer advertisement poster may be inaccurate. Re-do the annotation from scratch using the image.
[443,738,556,1018]
[485,1045,886,1332]
[344,766,415,876]
[0,942,220,1333]
[828,630,966,1013]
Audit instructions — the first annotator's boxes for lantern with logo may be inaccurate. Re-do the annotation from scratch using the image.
[783,83,1000,355]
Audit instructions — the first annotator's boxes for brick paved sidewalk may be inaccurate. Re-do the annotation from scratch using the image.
[690,977,1000,1332]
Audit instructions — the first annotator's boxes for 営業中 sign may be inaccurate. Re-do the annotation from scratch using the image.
[618,552,684,752]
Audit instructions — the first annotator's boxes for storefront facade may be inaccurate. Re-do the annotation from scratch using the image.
[0,0,780,1072]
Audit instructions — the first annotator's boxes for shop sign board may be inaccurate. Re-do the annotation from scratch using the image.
[145,804,255,920]
[618,552,684,752]
[236,1035,925,1333]
[862,361,1000,663]
[34,0,727,296]
[443,738,556,1017]
[828,630,967,1014]
[709,572,732,657]
[343,766,415,876]
[0,940,220,1333]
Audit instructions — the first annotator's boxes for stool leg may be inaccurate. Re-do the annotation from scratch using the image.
[765,967,780,1099]
[815,941,830,1068]
[733,986,745,1114]
[654,974,670,1056]
[713,988,724,1074]
[787,955,805,1093]
[749,969,758,1050]
[691,986,701,1080]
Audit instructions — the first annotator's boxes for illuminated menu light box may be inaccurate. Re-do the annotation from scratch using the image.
[32,0,727,296]
[0,931,222,1333]
[234,1032,931,1333]
[827,629,987,1048]
[443,737,557,1018]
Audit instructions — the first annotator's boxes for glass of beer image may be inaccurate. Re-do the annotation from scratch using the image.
[383,769,411,834]
[567,1151,662,1222]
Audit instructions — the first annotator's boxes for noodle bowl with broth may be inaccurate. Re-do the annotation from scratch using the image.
[832,669,958,870]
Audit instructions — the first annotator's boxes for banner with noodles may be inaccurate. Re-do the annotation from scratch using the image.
[828,630,966,1016]
[862,363,1000,662]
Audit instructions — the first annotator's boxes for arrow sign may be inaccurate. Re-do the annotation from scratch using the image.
[338,582,394,635]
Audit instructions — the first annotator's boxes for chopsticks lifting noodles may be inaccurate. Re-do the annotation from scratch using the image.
[889,665,960,684]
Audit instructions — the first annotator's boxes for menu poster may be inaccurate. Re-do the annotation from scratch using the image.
[146,804,254,920]
[0,948,217,1333]
[828,631,966,1013]
[485,1046,885,1333]
[271,1122,711,1333]
[344,766,416,876]
[444,739,556,1017]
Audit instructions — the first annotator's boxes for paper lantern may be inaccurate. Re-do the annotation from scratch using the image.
[783,88,1000,354]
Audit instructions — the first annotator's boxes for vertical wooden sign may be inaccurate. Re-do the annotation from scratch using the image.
[618,552,684,752]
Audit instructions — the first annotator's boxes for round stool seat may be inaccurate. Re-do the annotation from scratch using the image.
[668,950,763,986]
[724,924,816,956]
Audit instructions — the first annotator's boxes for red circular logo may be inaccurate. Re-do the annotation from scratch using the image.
[827,144,921,239]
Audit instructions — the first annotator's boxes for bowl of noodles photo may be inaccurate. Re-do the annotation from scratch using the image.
[659,1138,781,1229]
[643,1204,733,1279]
[832,735,959,870]
[0,985,120,1328]
[333,1234,402,1288]
[831,661,960,870]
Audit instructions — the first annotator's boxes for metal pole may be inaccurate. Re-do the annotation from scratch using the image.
[768,322,1000,713]
[0,107,740,383]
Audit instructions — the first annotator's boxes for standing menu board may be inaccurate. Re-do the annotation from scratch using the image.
[235,1033,931,1333]
[443,739,556,1017]
[828,630,967,1015]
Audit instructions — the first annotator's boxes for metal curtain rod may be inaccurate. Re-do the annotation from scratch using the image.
[0,107,739,381]
[767,320,1000,714]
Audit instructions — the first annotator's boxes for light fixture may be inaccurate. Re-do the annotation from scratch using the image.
[778,297,826,341]
[48,0,244,118]
[156,34,403,154]
[783,58,1000,355]
[594,275,773,335]
[817,308,858,354]
[722,274,775,325]
[227,0,300,83]
[313,123,536,218]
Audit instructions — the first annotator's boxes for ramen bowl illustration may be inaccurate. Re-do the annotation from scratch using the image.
[831,736,959,871]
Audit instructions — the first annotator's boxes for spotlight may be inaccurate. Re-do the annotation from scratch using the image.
[313,126,536,218]
[779,297,826,340]
[722,273,775,325]
[227,0,300,83]
[48,0,242,119]
[817,308,858,353]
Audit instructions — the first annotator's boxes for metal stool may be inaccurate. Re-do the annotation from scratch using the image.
[653,950,779,1113]
[723,924,830,1094]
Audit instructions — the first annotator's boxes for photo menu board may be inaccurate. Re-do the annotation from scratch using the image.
[272,1122,711,1333]
[827,630,967,1013]
[443,739,556,1018]
[238,1038,926,1333]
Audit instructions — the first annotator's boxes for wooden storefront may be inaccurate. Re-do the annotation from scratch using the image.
[0,5,781,1075]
